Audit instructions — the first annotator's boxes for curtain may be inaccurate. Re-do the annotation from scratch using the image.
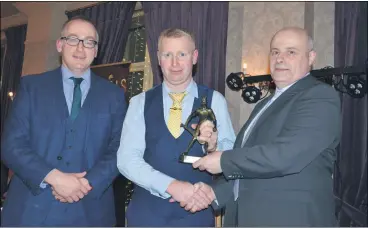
[142,2,229,95]
[0,23,27,198]
[66,1,136,64]
[334,2,367,226]
[1,24,27,137]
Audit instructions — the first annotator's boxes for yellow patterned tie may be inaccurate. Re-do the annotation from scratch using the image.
[168,92,187,138]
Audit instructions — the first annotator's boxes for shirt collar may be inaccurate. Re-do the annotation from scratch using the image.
[61,65,91,86]
[275,72,310,95]
[162,79,198,98]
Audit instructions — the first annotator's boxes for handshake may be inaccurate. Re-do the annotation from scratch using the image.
[44,169,92,203]
[166,180,216,213]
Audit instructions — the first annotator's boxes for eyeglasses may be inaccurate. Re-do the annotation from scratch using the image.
[159,51,193,60]
[60,36,98,49]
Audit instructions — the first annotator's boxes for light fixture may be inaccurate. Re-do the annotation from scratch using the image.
[226,70,273,104]
[8,91,14,101]
[345,76,366,98]
[241,86,262,103]
[226,72,246,91]
[227,64,367,103]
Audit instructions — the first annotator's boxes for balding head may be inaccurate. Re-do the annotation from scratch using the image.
[271,27,313,51]
[269,27,316,88]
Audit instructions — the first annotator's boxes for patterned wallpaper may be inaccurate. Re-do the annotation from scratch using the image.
[313,2,335,69]
[242,2,304,76]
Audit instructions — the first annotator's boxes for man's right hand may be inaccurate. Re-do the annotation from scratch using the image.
[166,180,213,212]
[183,182,216,213]
[166,180,195,203]
[45,169,92,203]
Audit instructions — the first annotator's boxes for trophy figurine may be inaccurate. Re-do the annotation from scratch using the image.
[179,96,217,164]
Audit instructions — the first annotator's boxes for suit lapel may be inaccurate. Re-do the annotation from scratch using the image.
[249,75,318,135]
[50,67,69,121]
[234,94,274,148]
[81,73,101,118]
[234,75,318,149]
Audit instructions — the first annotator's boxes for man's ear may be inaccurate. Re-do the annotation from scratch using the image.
[157,51,161,66]
[94,46,98,58]
[56,39,63,53]
[308,50,316,66]
[192,49,199,65]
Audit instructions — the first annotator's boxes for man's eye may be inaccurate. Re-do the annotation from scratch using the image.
[85,40,94,45]
[178,52,186,57]
[67,36,78,41]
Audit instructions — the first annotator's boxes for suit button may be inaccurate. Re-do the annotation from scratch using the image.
[68,146,72,149]
[70,129,74,132]
[57,156,62,160]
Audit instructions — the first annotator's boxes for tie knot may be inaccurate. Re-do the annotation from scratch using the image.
[169,92,186,104]
[70,77,84,86]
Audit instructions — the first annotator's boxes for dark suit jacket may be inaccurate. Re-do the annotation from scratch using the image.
[212,75,341,226]
[1,68,127,226]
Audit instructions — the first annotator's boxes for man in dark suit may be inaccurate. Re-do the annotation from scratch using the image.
[186,27,341,226]
[1,16,127,226]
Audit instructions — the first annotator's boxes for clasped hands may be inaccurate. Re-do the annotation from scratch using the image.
[167,180,215,213]
[45,169,92,203]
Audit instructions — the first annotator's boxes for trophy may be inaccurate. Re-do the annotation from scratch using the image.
[179,96,217,164]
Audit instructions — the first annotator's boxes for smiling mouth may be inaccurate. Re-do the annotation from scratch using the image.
[73,56,86,60]
[171,70,183,73]
[275,68,288,71]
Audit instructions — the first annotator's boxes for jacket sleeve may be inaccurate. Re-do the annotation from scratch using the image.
[1,77,54,195]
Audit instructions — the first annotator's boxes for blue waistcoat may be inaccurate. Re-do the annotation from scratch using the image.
[126,84,215,227]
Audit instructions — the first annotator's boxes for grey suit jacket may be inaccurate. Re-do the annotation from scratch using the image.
[212,75,341,227]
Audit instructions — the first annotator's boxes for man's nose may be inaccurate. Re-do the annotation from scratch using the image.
[276,53,284,63]
[76,41,85,51]
[171,55,179,66]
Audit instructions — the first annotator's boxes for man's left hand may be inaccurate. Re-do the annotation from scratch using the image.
[192,120,217,152]
[52,174,92,203]
[193,151,223,174]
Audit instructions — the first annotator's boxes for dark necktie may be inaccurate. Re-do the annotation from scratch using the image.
[70,77,84,120]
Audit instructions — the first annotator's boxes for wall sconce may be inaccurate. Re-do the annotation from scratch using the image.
[242,63,247,75]
[8,91,14,101]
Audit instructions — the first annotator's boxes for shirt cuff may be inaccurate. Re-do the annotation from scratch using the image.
[151,175,175,199]
[40,180,48,189]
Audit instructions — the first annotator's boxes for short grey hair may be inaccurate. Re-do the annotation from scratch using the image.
[61,16,99,43]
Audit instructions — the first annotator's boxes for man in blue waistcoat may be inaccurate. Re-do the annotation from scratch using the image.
[1,16,127,226]
[117,28,236,226]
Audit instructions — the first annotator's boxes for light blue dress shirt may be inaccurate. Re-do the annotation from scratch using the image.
[61,65,91,113]
[117,79,236,199]
[40,66,91,188]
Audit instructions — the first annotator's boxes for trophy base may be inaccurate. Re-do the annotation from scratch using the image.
[179,155,201,164]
